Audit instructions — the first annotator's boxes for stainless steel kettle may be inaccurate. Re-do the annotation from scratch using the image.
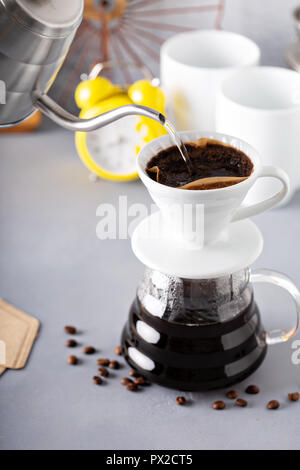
[0,0,165,130]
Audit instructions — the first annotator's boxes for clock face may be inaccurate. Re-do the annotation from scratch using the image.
[85,115,140,175]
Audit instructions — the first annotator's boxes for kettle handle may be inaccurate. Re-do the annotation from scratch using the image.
[32,91,166,132]
[250,269,300,345]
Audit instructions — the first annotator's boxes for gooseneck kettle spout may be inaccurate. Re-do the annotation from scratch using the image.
[33,92,166,132]
[0,0,166,131]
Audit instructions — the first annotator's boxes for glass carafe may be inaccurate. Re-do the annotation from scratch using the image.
[121,267,300,390]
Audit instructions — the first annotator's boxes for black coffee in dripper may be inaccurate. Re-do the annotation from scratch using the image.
[146,138,253,189]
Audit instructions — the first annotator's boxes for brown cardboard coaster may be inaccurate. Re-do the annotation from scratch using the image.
[0,299,39,369]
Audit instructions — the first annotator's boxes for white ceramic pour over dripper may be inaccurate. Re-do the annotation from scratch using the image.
[137,131,289,249]
[132,131,290,279]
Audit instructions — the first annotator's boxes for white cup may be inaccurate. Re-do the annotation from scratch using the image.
[216,66,300,203]
[160,30,260,132]
[137,131,289,249]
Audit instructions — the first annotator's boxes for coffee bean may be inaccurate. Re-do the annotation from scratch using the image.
[226,390,238,399]
[93,376,102,385]
[98,367,109,377]
[212,401,226,410]
[288,392,299,402]
[121,377,133,386]
[97,358,110,366]
[235,398,248,407]
[245,385,260,394]
[176,396,186,405]
[126,382,138,392]
[67,355,78,365]
[134,376,148,386]
[267,400,280,410]
[129,369,138,377]
[114,346,122,356]
[83,346,96,355]
[64,325,76,335]
[65,339,77,348]
[109,360,120,369]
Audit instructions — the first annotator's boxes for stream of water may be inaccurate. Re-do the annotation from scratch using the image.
[162,119,194,175]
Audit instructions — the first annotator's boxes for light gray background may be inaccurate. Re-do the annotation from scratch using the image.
[1,0,300,451]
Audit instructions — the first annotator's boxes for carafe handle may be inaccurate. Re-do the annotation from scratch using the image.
[251,269,300,345]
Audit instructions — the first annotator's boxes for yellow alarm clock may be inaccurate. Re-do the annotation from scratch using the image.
[75,62,166,182]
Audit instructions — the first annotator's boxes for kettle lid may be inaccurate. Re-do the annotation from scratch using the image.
[2,0,84,37]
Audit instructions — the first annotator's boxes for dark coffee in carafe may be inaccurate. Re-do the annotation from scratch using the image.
[121,269,267,391]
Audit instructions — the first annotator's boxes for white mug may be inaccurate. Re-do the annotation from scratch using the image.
[160,30,260,132]
[216,66,300,203]
[137,131,289,249]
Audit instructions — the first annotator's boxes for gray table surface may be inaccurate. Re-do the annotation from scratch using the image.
[0,121,300,450]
